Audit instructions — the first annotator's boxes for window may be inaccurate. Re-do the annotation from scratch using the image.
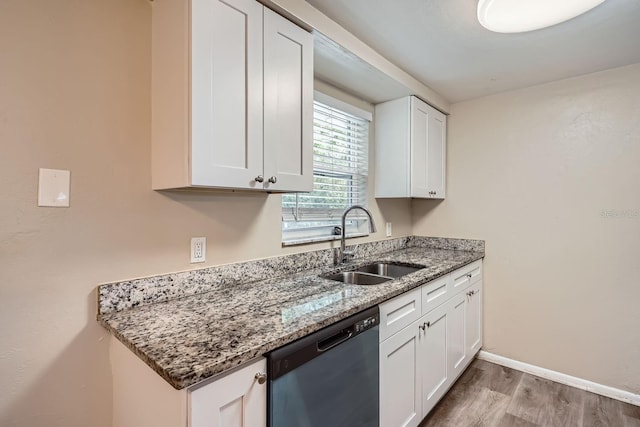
[282,94,371,245]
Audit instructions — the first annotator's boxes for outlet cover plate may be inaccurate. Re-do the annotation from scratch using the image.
[191,237,206,263]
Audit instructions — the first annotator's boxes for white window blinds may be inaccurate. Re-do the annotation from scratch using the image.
[282,98,370,242]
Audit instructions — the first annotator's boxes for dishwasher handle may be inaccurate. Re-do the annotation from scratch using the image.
[317,329,353,352]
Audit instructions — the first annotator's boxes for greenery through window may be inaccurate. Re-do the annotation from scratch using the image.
[282,97,370,244]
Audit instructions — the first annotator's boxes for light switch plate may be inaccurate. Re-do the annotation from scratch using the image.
[38,168,70,207]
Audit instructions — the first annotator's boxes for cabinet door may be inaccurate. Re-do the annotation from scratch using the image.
[410,97,430,198]
[189,358,266,427]
[419,303,450,417]
[380,320,421,427]
[426,106,446,198]
[447,293,468,380]
[190,0,264,189]
[263,8,313,192]
[465,281,483,357]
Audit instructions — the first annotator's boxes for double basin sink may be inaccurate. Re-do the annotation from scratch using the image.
[322,262,425,285]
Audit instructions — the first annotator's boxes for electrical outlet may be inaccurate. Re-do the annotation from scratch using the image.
[190,237,206,263]
[385,222,392,237]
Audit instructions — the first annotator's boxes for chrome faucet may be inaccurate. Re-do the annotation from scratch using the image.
[338,205,377,264]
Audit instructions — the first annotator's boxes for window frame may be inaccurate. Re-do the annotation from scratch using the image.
[282,92,372,246]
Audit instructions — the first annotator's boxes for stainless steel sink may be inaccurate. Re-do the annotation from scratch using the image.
[355,262,424,278]
[322,262,425,285]
[323,271,392,285]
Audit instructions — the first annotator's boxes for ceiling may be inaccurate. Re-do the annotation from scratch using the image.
[306,0,640,103]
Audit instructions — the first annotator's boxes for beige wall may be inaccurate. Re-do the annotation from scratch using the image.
[413,63,640,394]
[0,1,411,426]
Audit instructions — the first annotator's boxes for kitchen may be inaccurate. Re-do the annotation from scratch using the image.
[1,0,639,426]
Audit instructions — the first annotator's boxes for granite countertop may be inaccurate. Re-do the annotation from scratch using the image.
[98,237,484,390]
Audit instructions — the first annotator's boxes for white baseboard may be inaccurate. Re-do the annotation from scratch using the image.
[477,350,640,407]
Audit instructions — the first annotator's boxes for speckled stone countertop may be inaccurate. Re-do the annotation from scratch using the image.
[98,236,484,390]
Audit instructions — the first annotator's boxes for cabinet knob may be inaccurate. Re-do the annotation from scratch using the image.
[419,323,426,331]
[255,372,267,385]
[254,175,264,183]
[268,176,277,184]
[467,290,476,297]
[425,321,431,328]
[467,273,472,278]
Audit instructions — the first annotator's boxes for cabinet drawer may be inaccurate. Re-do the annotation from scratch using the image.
[379,287,422,342]
[421,274,452,316]
[451,260,482,293]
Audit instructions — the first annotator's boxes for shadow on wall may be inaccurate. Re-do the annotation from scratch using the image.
[158,189,270,224]
[411,198,444,230]
[1,291,112,427]
[154,189,278,260]
[366,198,413,238]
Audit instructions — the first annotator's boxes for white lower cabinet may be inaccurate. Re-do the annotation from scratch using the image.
[380,321,422,427]
[419,302,450,418]
[447,292,468,379]
[380,261,483,427]
[190,358,267,427]
[465,281,483,356]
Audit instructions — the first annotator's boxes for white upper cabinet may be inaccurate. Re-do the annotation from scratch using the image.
[263,8,314,192]
[374,96,446,199]
[190,0,263,189]
[151,0,313,192]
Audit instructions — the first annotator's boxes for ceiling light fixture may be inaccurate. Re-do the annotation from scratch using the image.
[477,0,607,33]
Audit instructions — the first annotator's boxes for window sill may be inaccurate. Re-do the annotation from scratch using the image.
[282,232,369,247]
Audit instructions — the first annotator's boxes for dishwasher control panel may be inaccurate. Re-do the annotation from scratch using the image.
[354,313,379,333]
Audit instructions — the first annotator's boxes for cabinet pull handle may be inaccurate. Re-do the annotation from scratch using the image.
[268,176,277,184]
[254,175,264,183]
[419,323,426,331]
[255,372,267,385]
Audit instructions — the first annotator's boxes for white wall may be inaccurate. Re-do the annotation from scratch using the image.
[413,63,640,394]
[0,1,411,426]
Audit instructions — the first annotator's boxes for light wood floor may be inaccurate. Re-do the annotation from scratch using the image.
[420,358,640,427]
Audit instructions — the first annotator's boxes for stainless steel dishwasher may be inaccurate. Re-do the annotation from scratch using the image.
[267,306,380,427]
